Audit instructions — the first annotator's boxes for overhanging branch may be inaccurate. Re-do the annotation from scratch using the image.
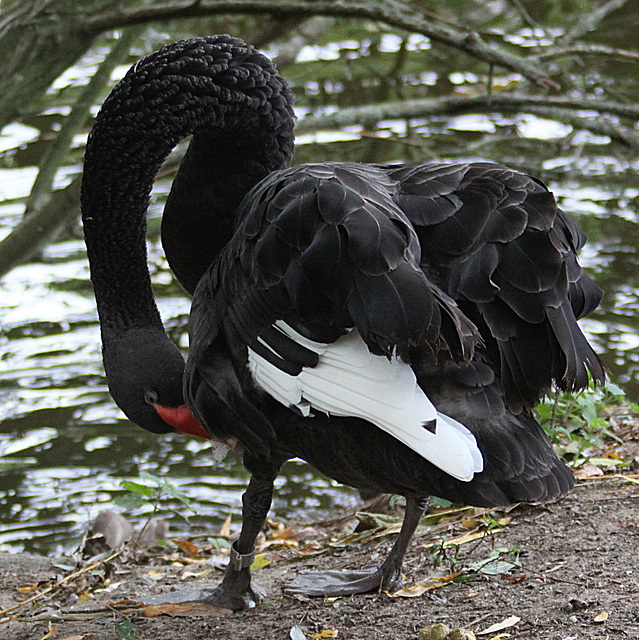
[296,94,639,131]
[533,44,639,63]
[81,0,560,90]
[295,93,639,151]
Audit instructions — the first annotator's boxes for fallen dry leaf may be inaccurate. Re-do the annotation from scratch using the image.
[261,538,299,550]
[443,530,489,546]
[157,553,209,565]
[477,615,521,635]
[593,611,609,623]
[108,599,141,607]
[145,567,166,581]
[574,465,604,479]
[121,601,232,617]
[174,539,201,557]
[501,574,526,583]
[422,519,510,551]
[271,525,297,540]
[388,582,435,598]
[17,583,41,594]
[181,568,213,580]
[250,553,271,570]
[37,625,58,640]
[309,630,338,638]
[460,518,482,528]
[219,513,232,537]
[388,572,461,598]
[96,580,125,593]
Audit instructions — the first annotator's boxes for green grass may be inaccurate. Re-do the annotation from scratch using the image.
[536,379,637,467]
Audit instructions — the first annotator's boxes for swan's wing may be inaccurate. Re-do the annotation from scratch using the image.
[414,356,575,506]
[388,160,604,411]
[187,163,483,479]
[230,162,478,361]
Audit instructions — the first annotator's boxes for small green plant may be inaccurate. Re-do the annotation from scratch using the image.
[536,379,634,466]
[115,470,195,546]
[429,496,453,509]
[114,618,137,640]
[428,537,521,583]
[117,470,194,511]
[466,546,521,577]
[481,511,505,534]
[428,537,462,572]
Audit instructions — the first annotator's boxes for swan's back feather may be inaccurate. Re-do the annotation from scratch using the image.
[389,160,604,411]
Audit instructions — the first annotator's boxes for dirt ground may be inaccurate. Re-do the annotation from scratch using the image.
[1,459,638,640]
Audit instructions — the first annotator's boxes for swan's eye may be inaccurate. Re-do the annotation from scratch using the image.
[144,390,159,406]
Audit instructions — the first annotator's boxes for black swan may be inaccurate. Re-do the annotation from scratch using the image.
[81,35,604,610]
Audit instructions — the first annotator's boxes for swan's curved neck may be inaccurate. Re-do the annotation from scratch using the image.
[162,124,289,295]
[81,36,295,336]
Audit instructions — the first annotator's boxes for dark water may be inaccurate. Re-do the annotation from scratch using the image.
[0,24,637,554]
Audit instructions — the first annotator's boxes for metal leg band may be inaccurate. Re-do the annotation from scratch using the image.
[230,542,255,572]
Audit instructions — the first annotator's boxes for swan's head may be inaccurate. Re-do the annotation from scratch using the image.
[102,328,209,438]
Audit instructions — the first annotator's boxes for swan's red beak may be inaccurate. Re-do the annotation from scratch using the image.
[154,404,211,440]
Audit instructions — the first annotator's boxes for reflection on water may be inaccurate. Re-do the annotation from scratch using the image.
[0,234,362,555]
[1,28,638,555]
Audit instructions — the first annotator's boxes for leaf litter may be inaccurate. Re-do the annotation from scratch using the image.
[2,435,639,637]
[0,499,515,624]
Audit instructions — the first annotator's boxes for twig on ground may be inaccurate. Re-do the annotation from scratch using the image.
[0,549,122,621]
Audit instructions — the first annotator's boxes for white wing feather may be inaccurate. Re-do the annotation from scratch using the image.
[247,323,483,481]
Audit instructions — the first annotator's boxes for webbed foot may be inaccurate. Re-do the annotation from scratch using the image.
[283,565,402,597]
[200,541,266,611]
[201,580,266,611]
[284,497,429,598]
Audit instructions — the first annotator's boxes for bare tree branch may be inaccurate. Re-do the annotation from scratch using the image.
[0,177,81,279]
[560,0,633,45]
[0,0,96,128]
[24,27,142,218]
[80,0,561,90]
[0,29,141,279]
[533,44,639,63]
[295,94,639,132]
[295,94,639,151]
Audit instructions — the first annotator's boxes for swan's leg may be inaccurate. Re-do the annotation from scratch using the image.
[377,495,429,590]
[202,461,279,610]
[284,496,428,596]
